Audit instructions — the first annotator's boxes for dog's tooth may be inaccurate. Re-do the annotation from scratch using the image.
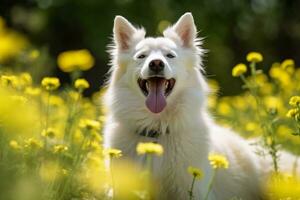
[165,81,169,89]
[146,81,149,90]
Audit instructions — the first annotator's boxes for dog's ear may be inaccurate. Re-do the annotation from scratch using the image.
[113,16,140,51]
[165,13,197,47]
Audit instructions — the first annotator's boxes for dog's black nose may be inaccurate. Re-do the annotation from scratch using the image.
[149,59,164,73]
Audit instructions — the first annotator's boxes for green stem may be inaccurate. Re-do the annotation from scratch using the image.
[250,62,256,77]
[45,92,51,129]
[241,68,279,173]
[44,92,51,149]
[70,70,82,82]
[58,135,88,200]
[292,156,299,177]
[188,176,196,200]
[146,154,153,172]
[204,169,216,200]
[145,154,153,199]
[110,157,115,200]
[64,90,82,142]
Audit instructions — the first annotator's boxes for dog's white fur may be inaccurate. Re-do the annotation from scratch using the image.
[103,13,295,200]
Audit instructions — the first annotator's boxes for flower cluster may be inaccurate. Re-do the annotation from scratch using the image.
[214,54,300,158]
[0,16,157,200]
[267,173,300,199]
[287,96,300,136]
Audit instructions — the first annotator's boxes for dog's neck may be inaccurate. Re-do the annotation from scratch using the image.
[137,126,170,138]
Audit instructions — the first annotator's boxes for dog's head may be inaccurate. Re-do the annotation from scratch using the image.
[108,13,205,114]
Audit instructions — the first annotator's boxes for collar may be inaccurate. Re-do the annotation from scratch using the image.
[138,127,170,138]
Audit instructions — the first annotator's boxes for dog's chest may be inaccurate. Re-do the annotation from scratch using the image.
[112,132,210,199]
[104,118,212,199]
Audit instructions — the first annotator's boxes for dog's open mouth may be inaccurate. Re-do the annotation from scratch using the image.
[138,77,175,113]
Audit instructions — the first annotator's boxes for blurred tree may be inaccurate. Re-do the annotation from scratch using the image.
[1,0,299,95]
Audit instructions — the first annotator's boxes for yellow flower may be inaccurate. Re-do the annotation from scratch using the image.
[1,75,18,87]
[41,128,57,139]
[208,153,229,169]
[269,66,291,87]
[19,72,32,86]
[263,96,283,111]
[208,96,217,109]
[91,131,103,142]
[217,101,231,115]
[24,138,43,149]
[289,96,300,107]
[232,63,247,77]
[0,88,40,137]
[79,118,101,131]
[187,166,203,180]
[9,140,21,150]
[48,95,64,107]
[136,142,163,156]
[208,79,220,93]
[233,96,247,110]
[53,144,68,154]
[286,108,299,118]
[57,49,95,72]
[68,91,80,101]
[29,49,40,60]
[260,83,273,95]
[267,173,300,199]
[0,31,28,63]
[24,87,41,96]
[103,148,122,158]
[281,59,295,70]
[246,52,263,63]
[41,77,60,91]
[88,141,102,152]
[74,78,90,90]
[245,122,258,132]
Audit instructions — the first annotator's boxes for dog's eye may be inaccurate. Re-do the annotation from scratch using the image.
[137,54,146,59]
[166,53,175,58]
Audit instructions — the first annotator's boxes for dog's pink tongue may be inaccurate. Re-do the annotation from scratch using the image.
[145,78,166,113]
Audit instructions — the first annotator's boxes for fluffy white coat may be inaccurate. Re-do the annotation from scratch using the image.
[103,13,295,200]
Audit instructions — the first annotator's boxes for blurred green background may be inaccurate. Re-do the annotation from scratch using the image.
[1,0,300,95]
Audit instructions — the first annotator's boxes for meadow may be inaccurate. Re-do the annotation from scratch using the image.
[0,15,300,200]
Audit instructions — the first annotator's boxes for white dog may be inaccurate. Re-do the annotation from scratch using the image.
[103,13,295,200]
